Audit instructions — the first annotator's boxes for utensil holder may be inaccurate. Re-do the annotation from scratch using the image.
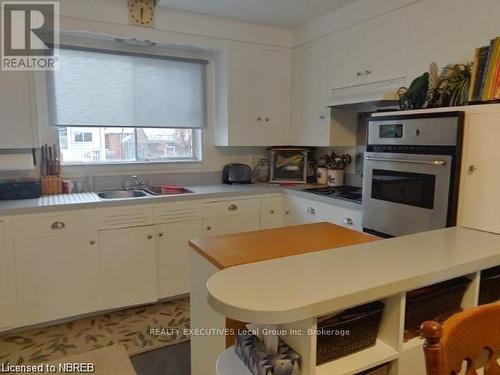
[41,176,61,195]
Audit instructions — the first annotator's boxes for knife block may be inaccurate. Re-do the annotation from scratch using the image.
[41,176,61,195]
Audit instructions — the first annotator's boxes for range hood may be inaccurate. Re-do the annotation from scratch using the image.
[327,77,405,112]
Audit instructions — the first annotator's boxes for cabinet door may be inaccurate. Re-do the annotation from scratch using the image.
[291,38,331,146]
[460,113,500,234]
[361,8,408,85]
[99,226,157,309]
[261,47,291,146]
[14,232,101,326]
[203,214,260,238]
[156,220,202,299]
[227,42,290,146]
[260,197,284,229]
[227,42,262,146]
[0,70,36,148]
[330,25,366,90]
[0,222,9,329]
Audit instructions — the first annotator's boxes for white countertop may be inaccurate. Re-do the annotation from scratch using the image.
[206,227,500,324]
[0,183,362,216]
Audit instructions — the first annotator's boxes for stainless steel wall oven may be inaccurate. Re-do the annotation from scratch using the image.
[362,112,464,237]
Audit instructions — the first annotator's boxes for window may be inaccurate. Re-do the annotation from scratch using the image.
[59,127,199,164]
[49,46,207,164]
[73,131,93,143]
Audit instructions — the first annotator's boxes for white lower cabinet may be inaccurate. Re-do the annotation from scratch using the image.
[284,196,362,231]
[260,196,284,229]
[203,214,260,238]
[0,222,10,329]
[156,220,202,299]
[99,226,157,310]
[13,232,101,326]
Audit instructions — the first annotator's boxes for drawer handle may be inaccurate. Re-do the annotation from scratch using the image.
[228,204,238,211]
[343,217,353,225]
[51,221,66,230]
[147,234,153,239]
[307,207,315,215]
[158,232,164,237]
[206,226,212,231]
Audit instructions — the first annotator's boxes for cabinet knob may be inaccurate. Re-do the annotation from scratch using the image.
[270,210,275,214]
[51,221,66,230]
[356,72,363,77]
[365,69,372,75]
[307,207,315,215]
[468,165,477,174]
[206,226,212,231]
[228,204,238,211]
[90,240,96,245]
[265,117,270,122]
[320,115,326,119]
[257,117,262,122]
[343,217,353,225]
[285,211,290,215]
[158,232,164,237]
[147,234,153,239]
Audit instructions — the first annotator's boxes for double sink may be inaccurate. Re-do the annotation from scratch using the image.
[97,187,193,200]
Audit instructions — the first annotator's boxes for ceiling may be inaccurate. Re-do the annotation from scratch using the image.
[157,0,359,28]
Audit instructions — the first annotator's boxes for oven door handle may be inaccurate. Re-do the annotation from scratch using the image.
[365,156,446,166]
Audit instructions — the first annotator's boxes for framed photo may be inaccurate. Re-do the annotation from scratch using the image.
[270,148,308,183]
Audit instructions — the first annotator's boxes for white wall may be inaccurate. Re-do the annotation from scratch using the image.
[32,0,294,177]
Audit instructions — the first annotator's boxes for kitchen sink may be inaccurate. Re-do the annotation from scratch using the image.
[145,186,194,195]
[97,190,148,199]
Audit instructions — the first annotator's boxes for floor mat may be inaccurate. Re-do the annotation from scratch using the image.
[0,298,190,365]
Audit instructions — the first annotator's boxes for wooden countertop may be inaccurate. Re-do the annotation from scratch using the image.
[189,222,378,270]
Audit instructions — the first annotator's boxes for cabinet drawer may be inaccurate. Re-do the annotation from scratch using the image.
[155,201,202,224]
[202,214,260,238]
[10,212,95,239]
[202,198,260,218]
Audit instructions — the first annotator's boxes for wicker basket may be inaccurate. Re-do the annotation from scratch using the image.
[41,176,61,195]
[404,277,471,340]
[316,301,384,365]
[479,266,500,305]
[356,363,390,375]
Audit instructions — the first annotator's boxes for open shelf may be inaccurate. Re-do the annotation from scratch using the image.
[216,346,251,375]
[316,340,398,375]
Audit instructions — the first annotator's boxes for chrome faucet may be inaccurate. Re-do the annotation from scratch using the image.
[125,175,146,191]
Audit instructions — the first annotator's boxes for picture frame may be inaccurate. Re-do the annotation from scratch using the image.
[270,148,308,184]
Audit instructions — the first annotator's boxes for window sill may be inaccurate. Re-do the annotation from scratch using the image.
[61,159,203,167]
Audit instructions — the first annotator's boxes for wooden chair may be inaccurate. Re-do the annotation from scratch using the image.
[421,303,500,375]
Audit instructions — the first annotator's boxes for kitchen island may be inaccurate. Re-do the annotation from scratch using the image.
[188,222,377,375]
[207,227,500,375]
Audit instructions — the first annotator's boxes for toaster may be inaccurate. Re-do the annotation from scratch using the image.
[222,164,253,184]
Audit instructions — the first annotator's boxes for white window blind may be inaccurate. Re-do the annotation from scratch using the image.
[50,47,207,128]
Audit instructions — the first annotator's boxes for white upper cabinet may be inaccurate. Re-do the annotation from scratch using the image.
[216,41,290,146]
[330,8,409,90]
[290,38,332,146]
[0,70,38,149]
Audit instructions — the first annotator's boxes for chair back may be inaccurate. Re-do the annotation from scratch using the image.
[421,303,500,375]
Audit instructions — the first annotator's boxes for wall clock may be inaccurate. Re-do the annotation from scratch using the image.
[128,0,156,28]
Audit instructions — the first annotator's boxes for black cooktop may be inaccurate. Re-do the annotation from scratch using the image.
[303,185,362,204]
